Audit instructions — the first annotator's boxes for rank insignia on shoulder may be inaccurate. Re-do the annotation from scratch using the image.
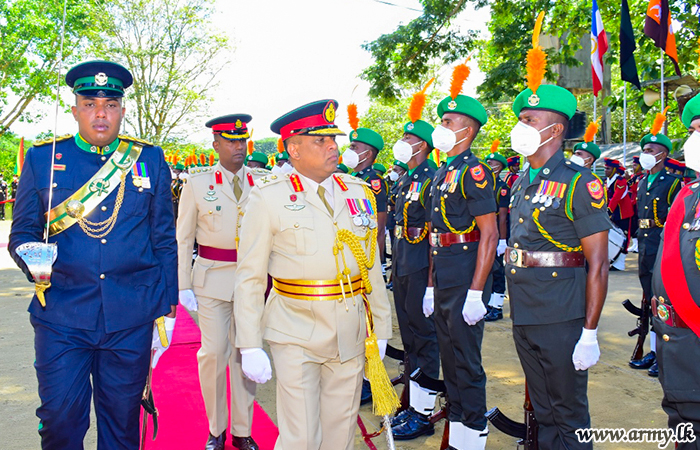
[333,174,349,191]
[470,165,485,182]
[586,179,604,200]
[371,179,381,191]
[591,199,605,209]
[475,180,488,189]
[501,188,508,196]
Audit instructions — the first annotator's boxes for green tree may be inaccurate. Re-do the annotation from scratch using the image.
[0,132,21,182]
[0,0,99,136]
[91,0,231,144]
[253,137,279,156]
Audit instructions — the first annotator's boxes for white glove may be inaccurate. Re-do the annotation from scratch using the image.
[572,327,600,371]
[378,339,387,361]
[151,316,176,369]
[178,289,198,312]
[497,239,507,256]
[422,287,435,317]
[462,290,487,325]
[240,348,272,384]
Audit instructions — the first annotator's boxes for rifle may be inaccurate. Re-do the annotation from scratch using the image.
[486,384,538,450]
[622,294,649,361]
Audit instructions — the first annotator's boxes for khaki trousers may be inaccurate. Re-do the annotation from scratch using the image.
[197,295,256,437]
[269,342,364,450]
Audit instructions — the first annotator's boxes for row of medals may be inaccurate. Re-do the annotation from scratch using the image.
[532,191,562,209]
[352,212,377,229]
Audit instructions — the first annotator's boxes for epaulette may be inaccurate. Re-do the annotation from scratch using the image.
[336,172,369,187]
[249,168,271,177]
[118,135,156,147]
[32,134,73,147]
[187,166,214,177]
[256,173,289,188]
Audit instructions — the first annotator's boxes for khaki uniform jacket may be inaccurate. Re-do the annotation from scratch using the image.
[234,170,392,362]
[177,163,269,301]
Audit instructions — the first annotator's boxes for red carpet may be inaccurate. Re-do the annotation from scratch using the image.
[142,305,279,449]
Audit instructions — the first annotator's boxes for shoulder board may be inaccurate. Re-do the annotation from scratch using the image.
[248,168,270,177]
[118,135,156,147]
[256,173,289,188]
[336,173,369,187]
[187,166,214,177]
[32,134,73,147]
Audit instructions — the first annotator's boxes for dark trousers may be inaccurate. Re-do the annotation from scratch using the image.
[31,313,152,450]
[434,283,488,430]
[492,255,505,295]
[513,319,591,450]
[393,268,440,379]
[638,250,657,301]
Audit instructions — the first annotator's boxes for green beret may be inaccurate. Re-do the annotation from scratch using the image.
[246,151,268,166]
[437,94,488,126]
[276,151,289,162]
[372,163,387,175]
[573,142,601,160]
[485,152,508,168]
[640,133,673,153]
[394,160,409,171]
[682,94,700,129]
[265,165,272,170]
[512,85,577,120]
[403,119,434,148]
[427,159,438,171]
[349,127,384,152]
[337,163,350,174]
[175,162,185,170]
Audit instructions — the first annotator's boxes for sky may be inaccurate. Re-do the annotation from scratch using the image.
[11,0,490,146]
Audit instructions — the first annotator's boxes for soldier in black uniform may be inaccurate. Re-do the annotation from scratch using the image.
[388,91,441,439]
[386,160,408,290]
[505,22,610,448]
[484,147,510,321]
[629,112,682,376]
[10,174,18,214]
[650,95,700,449]
[428,63,498,449]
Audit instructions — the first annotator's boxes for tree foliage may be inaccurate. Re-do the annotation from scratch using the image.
[91,0,231,144]
[0,0,99,136]
[361,0,477,101]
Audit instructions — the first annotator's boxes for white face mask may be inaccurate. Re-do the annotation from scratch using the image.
[569,154,585,167]
[639,152,661,171]
[392,140,421,164]
[178,172,187,180]
[431,125,468,153]
[171,170,177,180]
[510,122,556,157]
[342,149,367,170]
[683,132,700,173]
[389,171,399,182]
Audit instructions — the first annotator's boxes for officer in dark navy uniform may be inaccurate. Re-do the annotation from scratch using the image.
[484,146,510,321]
[630,112,682,376]
[651,94,700,449]
[388,91,441,439]
[9,60,178,450]
[505,35,610,446]
[428,63,498,450]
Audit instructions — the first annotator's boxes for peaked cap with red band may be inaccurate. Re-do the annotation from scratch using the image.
[603,157,624,173]
[507,155,521,167]
[205,114,252,140]
[270,99,346,141]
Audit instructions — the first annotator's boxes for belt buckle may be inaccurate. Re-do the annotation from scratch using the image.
[394,226,402,239]
[639,219,652,229]
[430,232,440,247]
[508,248,526,268]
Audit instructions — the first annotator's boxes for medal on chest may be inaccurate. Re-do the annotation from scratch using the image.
[204,184,218,202]
[406,181,423,202]
[441,169,461,193]
[131,162,151,189]
[346,198,377,229]
[691,198,700,231]
[532,180,567,209]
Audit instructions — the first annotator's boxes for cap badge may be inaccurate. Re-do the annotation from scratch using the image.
[323,102,336,123]
[95,72,108,86]
[651,136,657,142]
[582,143,588,149]
[352,131,358,139]
[235,119,242,128]
[528,94,540,107]
[447,100,457,110]
[406,123,415,131]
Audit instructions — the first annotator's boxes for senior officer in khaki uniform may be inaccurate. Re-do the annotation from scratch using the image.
[505,17,610,449]
[233,99,393,450]
[177,114,266,450]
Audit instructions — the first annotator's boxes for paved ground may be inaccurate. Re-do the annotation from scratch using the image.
[0,218,670,449]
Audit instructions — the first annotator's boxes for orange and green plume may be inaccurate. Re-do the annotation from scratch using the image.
[209,153,215,166]
[490,139,500,154]
[449,61,470,100]
[277,138,285,153]
[347,103,359,131]
[247,140,254,155]
[408,77,435,123]
[650,106,670,136]
[583,117,600,143]
[527,11,547,95]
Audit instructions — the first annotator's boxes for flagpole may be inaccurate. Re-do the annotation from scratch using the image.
[660,50,665,112]
[593,95,597,143]
[623,83,627,168]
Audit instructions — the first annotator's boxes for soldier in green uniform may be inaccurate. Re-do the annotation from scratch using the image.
[629,110,682,377]
[650,93,700,448]
[484,146,510,321]
[428,63,499,449]
[505,18,610,448]
[388,88,441,439]
[386,160,408,290]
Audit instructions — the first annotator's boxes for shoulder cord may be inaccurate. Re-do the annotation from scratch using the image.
[532,207,582,252]
[695,238,700,271]
[653,199,664,228]
[76,171,127,239]
[440,195,476,234]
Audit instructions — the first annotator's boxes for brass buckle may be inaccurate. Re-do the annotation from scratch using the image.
[429,232,440,247]
[394,226,403,239]
[639,219,653,229]
[508,247,526,268]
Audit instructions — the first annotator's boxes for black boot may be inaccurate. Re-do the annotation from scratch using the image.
[648,361,659,377]
[360,379,372,405]
[391,408,434,440]
[484,307,503,321]
[629,351,656,369]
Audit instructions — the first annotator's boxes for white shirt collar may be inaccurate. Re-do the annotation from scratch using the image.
[297,172,335,207]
